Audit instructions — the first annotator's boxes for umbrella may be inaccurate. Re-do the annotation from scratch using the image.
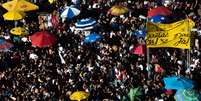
[148,6,172,18]
[75,18,96,30]
[108,5,129,16]
[10,27,26,36]
[70,91,89,101]
[3,11,25,21]
[163,76,194,90]
[131,44,146,55]
[61,6,80,19]
[133,30,146,38]
[84,32,102,43]
[174,89,200,101]
[30,31,56,48]
[48,0,55,4]
[128,87,142,101]
[2,0,39,12]
[0,38,13,52]
[149,15,168,23]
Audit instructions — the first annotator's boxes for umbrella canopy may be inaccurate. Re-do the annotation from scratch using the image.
[2,0,39,12]
[163,76,194,90]
[48,0,55,4]
[10,27,26,36]
[0,38,13,52]
[3,11,25,21]
[128,87,142,101]
[148,6,172,18]
[84,32,102,43]
[108,5,129,16]
[174,89,200,101]
[149,15,168,23]
[75,18,96,30]
[70,91,89,101]
[131,44,146,55]
[61,6,80,19]
[30,31,56,48]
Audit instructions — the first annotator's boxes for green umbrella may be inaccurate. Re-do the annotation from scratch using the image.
[174,89,200,101]
[128,87,142,101]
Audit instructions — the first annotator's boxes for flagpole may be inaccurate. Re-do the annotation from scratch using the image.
[188,19,191,69]
[184,12,191,68]
[186,17,191,69]
[145,17,150,68]
[139,15,150,65]
[139,15,150,74]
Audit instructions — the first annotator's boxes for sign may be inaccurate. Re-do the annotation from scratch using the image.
[146,19,195,49]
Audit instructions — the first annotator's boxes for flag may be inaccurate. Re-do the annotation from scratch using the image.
[146,19,195,49]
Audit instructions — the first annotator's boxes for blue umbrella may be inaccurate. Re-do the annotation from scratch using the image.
[149,15,167,23]
[84,33,101,43]
[0,38,13,51]
[75,18,97,31]
[61,6,80,19]
[133,30,146,38]
[163,76,194,90]
[175,89,200,101]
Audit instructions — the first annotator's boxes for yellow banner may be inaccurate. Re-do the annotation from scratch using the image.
[146,19,195,49]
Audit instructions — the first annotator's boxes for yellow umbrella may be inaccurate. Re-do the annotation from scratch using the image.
[10,27,26,35]
[3,11,25,20]
[70,91,89,101]
[48,0,55,4]
[108,5,129,16]
[2,0,39,12]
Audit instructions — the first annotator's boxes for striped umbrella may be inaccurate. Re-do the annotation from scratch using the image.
[75,18,96,31]
[61,6,80,19]
[0,38,13,51]
[175,89,200,101]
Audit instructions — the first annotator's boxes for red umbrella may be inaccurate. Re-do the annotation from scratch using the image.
[30,31,56,48]
[131,44,146,55]
[148,6,172,18]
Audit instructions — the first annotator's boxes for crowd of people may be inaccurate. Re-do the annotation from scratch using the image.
[0,0,201,101]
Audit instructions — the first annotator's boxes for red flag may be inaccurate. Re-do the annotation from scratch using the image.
[131,44,146,55]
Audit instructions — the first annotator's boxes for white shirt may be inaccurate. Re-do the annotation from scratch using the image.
[29,53,38,60]
[4,35,10,40]
[21,37,28,42]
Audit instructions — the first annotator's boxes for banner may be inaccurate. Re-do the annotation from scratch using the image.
[146,19,195,49]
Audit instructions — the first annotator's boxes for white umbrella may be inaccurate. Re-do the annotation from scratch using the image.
[61,6,80,19]
[75,18,97,31]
